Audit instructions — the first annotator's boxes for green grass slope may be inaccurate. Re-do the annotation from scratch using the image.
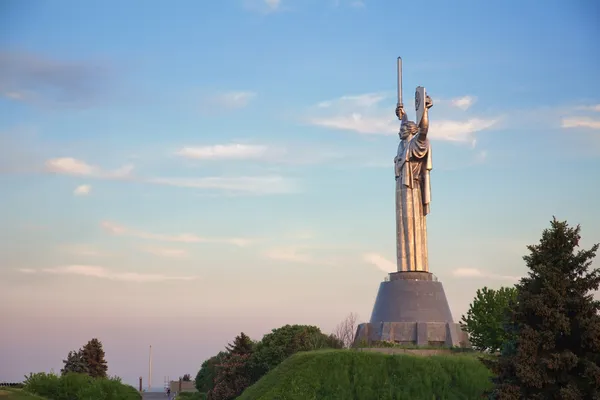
[0,388,46,399]
[239,350,493,400]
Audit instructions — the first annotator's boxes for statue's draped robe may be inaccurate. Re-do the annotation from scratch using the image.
[394,131,432,272]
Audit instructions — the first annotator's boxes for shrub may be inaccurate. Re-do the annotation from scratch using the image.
[23,372,141,400]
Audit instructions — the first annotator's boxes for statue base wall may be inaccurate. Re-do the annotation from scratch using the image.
[354,272,470,348]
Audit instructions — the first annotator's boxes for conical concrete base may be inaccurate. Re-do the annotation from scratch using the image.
[354,272,470,348]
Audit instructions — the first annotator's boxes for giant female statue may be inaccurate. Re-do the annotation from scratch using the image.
[393,95,434,272]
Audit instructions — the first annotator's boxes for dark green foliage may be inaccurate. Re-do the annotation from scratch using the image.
[181,374,192,382]
[23,372,140,400]
[238,350,493,400]
[461,286,518,353]
[225,332,254,355]
[61,349,89,375]
[209,332,256,400]
[485,218,600,399]
[248,324,342,381]
[209,353,252,400]
[197,325,345,399]
[195,352,227,393]
[81,338,108,378]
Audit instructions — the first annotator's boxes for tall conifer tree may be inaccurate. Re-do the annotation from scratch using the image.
[486,218,600,399]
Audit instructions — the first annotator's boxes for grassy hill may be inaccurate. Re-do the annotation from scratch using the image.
[0,388,46,399]
[238,350,493,400]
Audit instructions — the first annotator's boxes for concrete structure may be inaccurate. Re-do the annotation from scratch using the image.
[353,59,470,348]
[169,380,197,394]
[354,272,469,347]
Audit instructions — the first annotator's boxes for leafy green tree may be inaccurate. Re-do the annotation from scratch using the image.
[61,349,89,375]
[248,324,342,382]
[81,338,108,378]
[460,286,518,353]
[485,218,600,399]
[196,352,227,393]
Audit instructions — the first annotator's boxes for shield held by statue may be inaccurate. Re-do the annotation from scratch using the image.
[415,86,426,126]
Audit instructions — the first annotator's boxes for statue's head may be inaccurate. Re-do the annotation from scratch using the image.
[400,120,418,140]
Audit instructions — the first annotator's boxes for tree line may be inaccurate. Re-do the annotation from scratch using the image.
[459,217,600,399]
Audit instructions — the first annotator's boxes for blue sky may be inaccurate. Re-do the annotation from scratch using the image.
[1,0,599,387]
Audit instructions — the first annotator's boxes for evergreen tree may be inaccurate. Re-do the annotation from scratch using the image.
[81,338,108,378]
[225,332,254,355]
[61,349,89,375]
[486,218,600,399]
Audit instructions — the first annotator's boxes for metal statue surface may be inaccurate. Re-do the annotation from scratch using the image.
[393,61,434,272]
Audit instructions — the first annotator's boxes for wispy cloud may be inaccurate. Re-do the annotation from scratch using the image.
[73,184,91,196]
[263,247,315,264]
[306,92,498,143]
[362,253,396,273]
[450,96,476,110]
[29,265,198,283]
[452,268,520,282]
[332,0,365,7]
[0,50,111,108]
[18,268,36,274]
[147,175,298,195]
[243,0,282,13]
[46,158,133,179]
[264,0,281,11]
[201,91,256,110]
[561,117,600,130]
[46,155,297,195]
[176,144,274,160]
[576,104,600,112]
[174,142,341,166]
[141,247,189,259]
[101,221,252,247]
[263,246,341,266]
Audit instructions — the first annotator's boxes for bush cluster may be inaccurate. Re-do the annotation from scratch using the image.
[23,372,141,400]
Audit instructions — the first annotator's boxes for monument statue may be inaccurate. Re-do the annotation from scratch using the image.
[353,57,470,349]
[393,94,434,273]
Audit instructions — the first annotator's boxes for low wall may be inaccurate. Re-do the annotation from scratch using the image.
[356,347,455,356]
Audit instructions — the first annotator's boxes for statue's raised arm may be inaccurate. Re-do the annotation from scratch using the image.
[417,95,434,141]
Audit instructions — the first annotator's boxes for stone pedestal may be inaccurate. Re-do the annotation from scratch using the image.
[354,272,470,348]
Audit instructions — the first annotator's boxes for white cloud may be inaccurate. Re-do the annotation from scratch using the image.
[46,157,133,179]
[142,247,189,259]
[73,184,91,196]
[306,92,498,143]
[41,265,198,283]
[147,175,298,195]
[452,267,520,282]
[363,253,396,273]
[204,91,256,109]
[101,221,252,247]
[474,150,487,163]
[18,268,36,274]
[264,0,281,10]
[263,246,341,266]
[450,96,476,110]
[429,118,498,142]
[561,117,600,130]
[576,104,600,112]
[176,144,271,160]
[264,247,315,264]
